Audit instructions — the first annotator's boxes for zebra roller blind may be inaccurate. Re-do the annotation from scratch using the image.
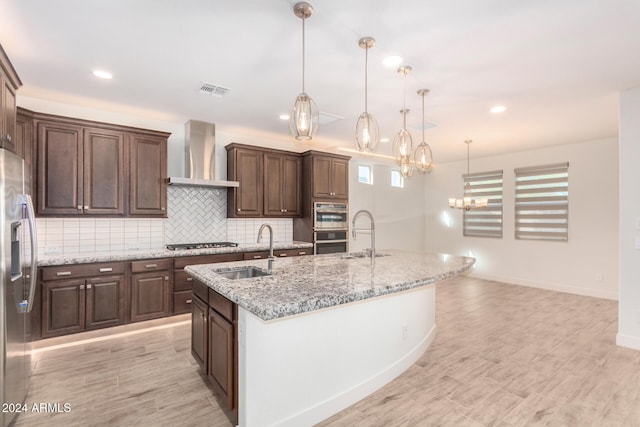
[463,170,503,238]
[514,162,569,241]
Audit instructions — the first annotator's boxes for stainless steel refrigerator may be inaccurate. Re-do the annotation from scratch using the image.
[1,147,37,427]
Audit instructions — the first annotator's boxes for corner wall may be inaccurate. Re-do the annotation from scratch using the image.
[425,137,619,300]
[617,86,640,350]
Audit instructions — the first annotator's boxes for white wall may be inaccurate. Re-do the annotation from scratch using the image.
[617,86,640,350]
[425,138,619,300]
[348,158,426,253]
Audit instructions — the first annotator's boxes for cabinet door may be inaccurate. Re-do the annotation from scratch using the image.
[15,111,34,195]
[230,148,262,216]
[83,128,125,215]
[263,153,283,216]
[1,75,17,153]
[129,134,167,216]
[282,154,301,215]
[191,295,208,371]
[86,275,125,330]
[37,121,84,215]
[312,156,332,198]
[208,308,234,410]
[331,158,349,199]
[41,279,86,338]
[130,271,170,322]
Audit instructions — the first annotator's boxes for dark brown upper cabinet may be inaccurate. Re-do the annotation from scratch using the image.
[227,144,263,217]
[263,152,302,217]
[304,151,350,200]
[15,109,34,195]
[0,43,21,154]
[37,122,125,215]
[27,110,169,217]
[129,134,167,216]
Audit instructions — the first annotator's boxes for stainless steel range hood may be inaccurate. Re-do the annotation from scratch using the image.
[168,120,239,188]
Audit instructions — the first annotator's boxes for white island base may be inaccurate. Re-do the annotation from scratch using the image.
[238,285,436,427]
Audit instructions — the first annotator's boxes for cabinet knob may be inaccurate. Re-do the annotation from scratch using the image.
[237,208,241,212]
[84,205,89,210]
[79,285,85,290]
[87,284,92,290]
[77,205,82,210]
[164,276,169,281]
[284,209,288,213]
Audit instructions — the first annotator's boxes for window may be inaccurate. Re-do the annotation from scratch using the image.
[358,165,373,185]
[514,162,569,241]
[391,170,404,188]
[463,170,503,238]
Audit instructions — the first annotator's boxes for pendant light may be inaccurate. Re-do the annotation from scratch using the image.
[354,37,379,152]
[392,66,413,177]
[289,2,319,141]
[414,89,433,173]
[449,140,489,210]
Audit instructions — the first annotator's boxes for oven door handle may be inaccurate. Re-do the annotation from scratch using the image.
[315,239,349,244]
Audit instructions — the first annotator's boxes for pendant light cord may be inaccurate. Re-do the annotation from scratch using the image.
[301,17,306,93]
[402,73,407,128]
[364,45,368,113]
[467,142,470,175]
[421,92,425,142]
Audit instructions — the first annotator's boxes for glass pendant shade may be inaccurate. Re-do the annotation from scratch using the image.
[400,156,414,178]
[355,112,379,151]
[289,92,319,141]
[414,88,433,173]
[392,108,413,165]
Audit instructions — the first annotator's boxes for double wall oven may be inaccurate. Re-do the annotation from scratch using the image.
[313,202,348,254]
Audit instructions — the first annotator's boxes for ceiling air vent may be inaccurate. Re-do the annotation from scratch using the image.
[199,82,230,98]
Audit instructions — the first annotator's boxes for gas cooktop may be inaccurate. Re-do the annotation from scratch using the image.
[166,242,239,251]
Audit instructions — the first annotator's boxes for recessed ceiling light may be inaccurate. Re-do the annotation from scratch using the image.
[279,114,289,120]
[380,137,389,143]
[383,56,403,67]
[92,69,112,80]
[490,105,506,114]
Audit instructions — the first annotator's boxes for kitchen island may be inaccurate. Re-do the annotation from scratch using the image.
[186,250,475,427]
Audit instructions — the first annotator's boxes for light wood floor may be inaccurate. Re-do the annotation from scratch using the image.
[17,276,640,426]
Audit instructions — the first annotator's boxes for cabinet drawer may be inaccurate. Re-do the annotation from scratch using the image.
[131,258,172,273]
[193,279,209,302]
[41,262,125,281]
[174,253,243,269]
[243,251,269,260]
[174,270,194,292]
[173,290,193,314]
[209,289,233,322]
[274,248,310,257]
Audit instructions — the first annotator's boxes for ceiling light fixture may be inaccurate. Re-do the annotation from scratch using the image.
[414,89,433,174]
[354,36,379,152]
[92,70,112,80]
[392,65,413,178]
[279,114,290,120]
[490,105,506,113]
[289,2,319,141]
[449,140,489,210]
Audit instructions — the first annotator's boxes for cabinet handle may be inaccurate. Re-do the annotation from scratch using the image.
[145,264,158,269]
[87,284,92,290]
[56,271,72,276]
[164,276,169,281]
[79,285,85,290]
[99,268,113,273]
[299,251,307,255]
[77,205,82,210]
[279,253,287,257]
[83,205,89,209]
[252,255,262,259]
[186,277,193,282]
[186,299,192,304]
[161,207,166,211]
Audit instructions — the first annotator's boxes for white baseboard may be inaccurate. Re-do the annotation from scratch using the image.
[616,333,640,351]
[469,272,618,301]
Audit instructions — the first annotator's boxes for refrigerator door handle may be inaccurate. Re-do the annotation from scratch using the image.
[20,194,38,313]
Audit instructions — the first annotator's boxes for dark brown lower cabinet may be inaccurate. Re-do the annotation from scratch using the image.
[191,295,208,369]
[191,279,238,425]
[41,275,125,338]
[130,271,170,323]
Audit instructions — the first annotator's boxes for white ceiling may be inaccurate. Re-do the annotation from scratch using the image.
[1,0,639,162]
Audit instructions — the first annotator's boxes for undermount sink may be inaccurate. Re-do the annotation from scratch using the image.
[336,252,390,260]
[215,266,271,280]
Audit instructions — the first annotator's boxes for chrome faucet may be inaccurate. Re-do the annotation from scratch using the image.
[257,223,275,274]
[351,209,375,263]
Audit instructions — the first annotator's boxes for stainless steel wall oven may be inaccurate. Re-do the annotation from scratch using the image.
[313,202,348,254]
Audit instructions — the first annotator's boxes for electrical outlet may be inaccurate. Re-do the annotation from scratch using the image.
[595,272,603,282]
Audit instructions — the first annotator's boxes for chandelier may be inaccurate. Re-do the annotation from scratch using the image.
[449,140,488,210]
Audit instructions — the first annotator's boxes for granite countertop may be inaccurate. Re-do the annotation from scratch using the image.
[37,241,313,266]
[185,250,475,322]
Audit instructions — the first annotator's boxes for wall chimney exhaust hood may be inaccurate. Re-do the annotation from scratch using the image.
[168,120,239,188]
